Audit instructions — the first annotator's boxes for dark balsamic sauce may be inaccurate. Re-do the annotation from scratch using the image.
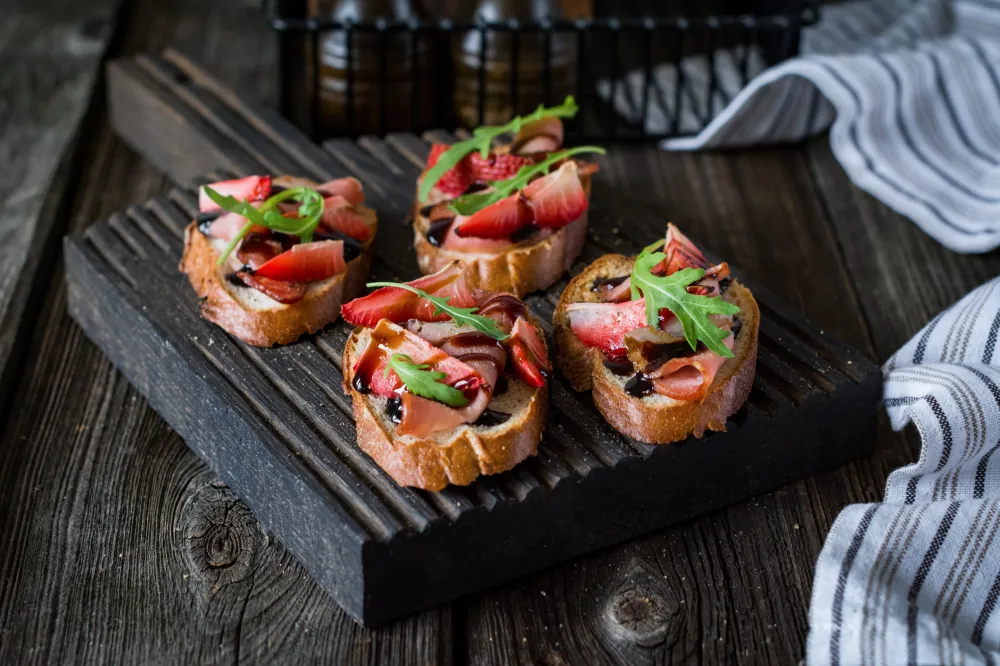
[225,272,246,288]
[426,217,454,247]
[462,182,490,195]
[718,277,732,295]
[643,341,695,375]
[475,409,511,427]
[624,373,654,397]
[197,211,222,234]
[314,230,363,262]
[352,373,371,394]
[448,332,504,351]
[603,357,633,376]
[591,275,629,293]
[510,223,540,244]
[419,204,435,218]
[384,396,403,424]
[270,184,287,194]
[731,316,742,339]
[493,376,509,396]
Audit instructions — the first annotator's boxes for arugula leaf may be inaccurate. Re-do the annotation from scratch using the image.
[385,353,470,408]
[418,96,580,203]
[448,146,606,216]
[204,186,327,265]
[630,240,739,358]
[366,282,510,340]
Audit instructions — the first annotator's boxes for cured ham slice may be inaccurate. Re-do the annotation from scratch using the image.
[317,177,364,205]
[341,262,476,327]
[353,320,485,398]
[203,206,265,242]
[320,195,372,242]
[649,332,734,401]
[397,390,491,438]
[510,116,564,155]
[509,316,551,387]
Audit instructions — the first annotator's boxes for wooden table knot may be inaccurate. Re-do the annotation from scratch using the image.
[179,480,263,588]
[602,560,680,648]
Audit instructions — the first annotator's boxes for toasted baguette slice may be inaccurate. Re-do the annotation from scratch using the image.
[342,325,548,491]
[412,172,591,298]
[553,254,759,444]
[179,177,377,347]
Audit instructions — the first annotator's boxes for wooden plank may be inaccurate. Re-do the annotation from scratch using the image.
[0,0,452,662]
[0,0,125,419]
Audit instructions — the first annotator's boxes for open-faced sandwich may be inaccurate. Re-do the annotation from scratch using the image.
[340,263,550,491]
[180,175,377,347]
[553,224,759,444]
[413,96,602,297]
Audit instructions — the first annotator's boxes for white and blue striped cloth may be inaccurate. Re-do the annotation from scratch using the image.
[605,1,1000,662]
[602,0,1000,253]
[809,277,1000,665]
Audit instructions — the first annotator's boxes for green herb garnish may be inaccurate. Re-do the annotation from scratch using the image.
[447,146,606,217]
[419,96,581,203]
[366,282,509,340]
[204,186,326,265]
[630,240,740,358]
[385,353,470,407]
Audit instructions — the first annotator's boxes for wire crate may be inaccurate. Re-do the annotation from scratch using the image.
[264,0,819,142]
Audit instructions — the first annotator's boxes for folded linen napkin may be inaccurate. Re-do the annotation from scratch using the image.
[808,276,1000,665]
[602,0,1000,253]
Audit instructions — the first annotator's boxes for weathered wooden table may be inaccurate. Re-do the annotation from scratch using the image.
[3,0,998,664]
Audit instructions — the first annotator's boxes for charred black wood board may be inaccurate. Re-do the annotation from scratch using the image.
[64,51,882,626]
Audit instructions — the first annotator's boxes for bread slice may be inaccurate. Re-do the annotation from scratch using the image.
[179,178,377,347]
[342,325,549,491]
[553,254,759,444]
[412,172,591,298]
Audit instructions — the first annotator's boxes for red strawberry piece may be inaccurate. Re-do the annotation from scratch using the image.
[199,175,272,213]
[320,195,372,242]
[441,221,515,253]
[466,152,533,183]
[237,272,307,304]
[566,299,676,358]
[509,317,550,388]
[453,194,532,240]
[254,240,345,283]
[317,177,364,205]
[340,262,477,327]
[522,161,588,229]
[426,144,471,198]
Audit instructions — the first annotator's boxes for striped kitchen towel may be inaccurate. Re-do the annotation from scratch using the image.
[603,0,1000,253]
[808,276,1000,665]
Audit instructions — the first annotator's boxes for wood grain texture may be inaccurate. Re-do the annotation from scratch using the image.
[0,0,125,418]
[0,0,451,663]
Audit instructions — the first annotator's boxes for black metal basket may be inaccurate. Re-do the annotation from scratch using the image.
[265,0,819,142]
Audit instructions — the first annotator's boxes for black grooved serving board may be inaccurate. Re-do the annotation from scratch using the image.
[64,51,882,626]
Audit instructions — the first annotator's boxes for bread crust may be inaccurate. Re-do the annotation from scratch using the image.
[179,203,377,347]
[412,171,592,298]
[553,253,759,444]
[342,325,549,492]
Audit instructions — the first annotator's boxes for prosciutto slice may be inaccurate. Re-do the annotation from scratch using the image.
[649,332,734,401]
[341,262,476,327]
[354,320,485,398]
[566,299,677,358]
[397,390,491,438]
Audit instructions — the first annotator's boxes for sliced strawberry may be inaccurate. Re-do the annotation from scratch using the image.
[453,194,532,240]
[254,240,345,283]
[237,272,307,304]
[522,161,587,229]
[566,299,676,358]
[510,116,564,155]
[200,175,271,213]
[317,177,364,205]
[320,195,372,242]
[426,144,471,198]
[441,220,516,253]
[509,317,550,388]
[466,152,533,183]
[341,262,476,327]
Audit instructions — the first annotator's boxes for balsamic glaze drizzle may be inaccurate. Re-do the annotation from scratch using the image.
[426,217,454,247]
[603,357,633,376]
[624,373,654,397]
[510,223,540,244]
[475,409,511,427]
[384,396,403,424]
[591,275,629,293]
